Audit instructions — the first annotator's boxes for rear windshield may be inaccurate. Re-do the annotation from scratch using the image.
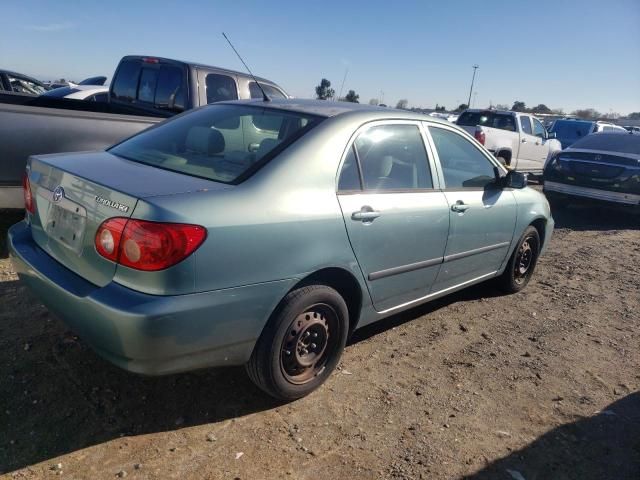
[111,60,186,112]
[109,104,324,184]
[549,120,594,142]
[569,133,640,155]
[456,111,517,132]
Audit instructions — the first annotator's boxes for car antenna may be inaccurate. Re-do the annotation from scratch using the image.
[222,32,270,102]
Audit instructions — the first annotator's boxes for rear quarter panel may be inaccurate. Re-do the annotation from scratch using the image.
[116,115,372,298]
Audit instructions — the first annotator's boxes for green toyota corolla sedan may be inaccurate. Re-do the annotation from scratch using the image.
[8,99,553,399]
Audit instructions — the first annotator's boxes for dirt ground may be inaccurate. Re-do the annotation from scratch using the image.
[1,200,638,480]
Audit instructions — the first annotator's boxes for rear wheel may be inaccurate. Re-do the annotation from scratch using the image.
[498,226,540,293]
[246,285,348,400]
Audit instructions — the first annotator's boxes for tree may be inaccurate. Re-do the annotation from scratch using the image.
[454,103,468,113]
[495,104,510,110]
[551,108,565,115]
[627,112,640,119]
[571,108,601,120]
[343,90,359,103]
[435,104,446,112]
[396,99,408,109]
[512,101,527,112]
[368,98,379,106]
[315,78,335,100]
[531,104,551,114]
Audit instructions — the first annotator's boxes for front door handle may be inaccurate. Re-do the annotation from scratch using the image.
[521,138,527,143]
[451,200,470,213]
[352,206,381,222]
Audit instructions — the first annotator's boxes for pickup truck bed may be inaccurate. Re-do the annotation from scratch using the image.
[0,99,160,208]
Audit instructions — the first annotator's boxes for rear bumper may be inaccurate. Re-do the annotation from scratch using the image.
[8,221,294,375]
[544,181,640,205]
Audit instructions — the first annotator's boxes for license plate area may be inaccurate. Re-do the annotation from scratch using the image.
[45,202,87,254]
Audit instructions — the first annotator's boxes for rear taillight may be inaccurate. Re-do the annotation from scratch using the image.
[95,218,206,271]
[474,129,486,145]
[23,173,35,214]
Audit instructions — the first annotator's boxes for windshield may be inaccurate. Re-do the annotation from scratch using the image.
[550,120,594,142]
[456,111,517,131]
[109,104,324,184]
[569,133,640,155]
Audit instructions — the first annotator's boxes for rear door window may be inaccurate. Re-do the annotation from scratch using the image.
[249,82,287,99]
[343,124,433,191]
[206,74,238,103]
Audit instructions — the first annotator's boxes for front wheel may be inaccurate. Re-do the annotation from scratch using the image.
[246,284,349,400]
[498,226,540,293]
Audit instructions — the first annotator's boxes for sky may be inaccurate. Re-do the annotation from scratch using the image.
[1,0,639,115]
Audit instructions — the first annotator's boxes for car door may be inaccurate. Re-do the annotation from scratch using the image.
[337,121,450,312]
[516,115,541,171]
[426,124,517,291]
[532,117,553,166]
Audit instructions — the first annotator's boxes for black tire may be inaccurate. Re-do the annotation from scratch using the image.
[498,226,540,294]
[246,284,349,400]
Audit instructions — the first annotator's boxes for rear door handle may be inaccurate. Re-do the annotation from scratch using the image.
[352,206,381,222]
[451,201,470,213]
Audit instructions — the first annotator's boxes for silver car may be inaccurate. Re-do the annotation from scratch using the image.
[9,99,554,399]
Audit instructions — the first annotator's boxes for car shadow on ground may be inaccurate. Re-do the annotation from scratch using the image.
[0,210,24,258]
[462,391,640,479]
[0,272,508,473]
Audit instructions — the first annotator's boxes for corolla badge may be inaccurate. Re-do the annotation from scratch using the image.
[52,186,65,203]
[95,195,130,213]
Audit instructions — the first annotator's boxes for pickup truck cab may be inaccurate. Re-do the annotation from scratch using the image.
[457,109,561,174]
[109,56,289,117]
[0,55,288,208]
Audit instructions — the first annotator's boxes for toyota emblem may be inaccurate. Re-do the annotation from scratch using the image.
[52,186,65,203]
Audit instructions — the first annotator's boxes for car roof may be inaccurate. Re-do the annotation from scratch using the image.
[0,69,44,84]
[462,108,515,115]
[120,55,276,84]
[218,98,454,125]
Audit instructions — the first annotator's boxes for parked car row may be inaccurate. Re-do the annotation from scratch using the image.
[548,118,629,149]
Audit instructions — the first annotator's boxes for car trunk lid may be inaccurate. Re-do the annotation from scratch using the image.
[27,151,226,287]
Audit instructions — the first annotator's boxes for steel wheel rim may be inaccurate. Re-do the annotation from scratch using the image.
[280,303,337,385]
[514,236,536,284]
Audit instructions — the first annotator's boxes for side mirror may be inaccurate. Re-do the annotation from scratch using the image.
[547,131,557,139]
[504,170,528,189]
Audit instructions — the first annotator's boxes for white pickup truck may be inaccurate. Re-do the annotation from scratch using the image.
[456,109,562,174]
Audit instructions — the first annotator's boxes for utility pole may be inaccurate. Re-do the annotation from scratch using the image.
[467,64,479,108]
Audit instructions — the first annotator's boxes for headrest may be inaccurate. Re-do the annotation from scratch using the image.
[186,127,225,155]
